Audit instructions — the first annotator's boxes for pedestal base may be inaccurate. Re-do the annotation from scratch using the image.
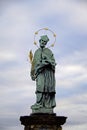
[32,107,53,114]
[20,113,67,130]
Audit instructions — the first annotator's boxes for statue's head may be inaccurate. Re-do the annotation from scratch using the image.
[39,35,49,48]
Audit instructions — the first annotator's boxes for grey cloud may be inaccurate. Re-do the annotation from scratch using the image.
[74,0,87,3]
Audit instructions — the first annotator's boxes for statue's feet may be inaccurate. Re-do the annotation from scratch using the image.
[31,103,43,109]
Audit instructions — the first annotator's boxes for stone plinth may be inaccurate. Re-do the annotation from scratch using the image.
[20,113,67,130]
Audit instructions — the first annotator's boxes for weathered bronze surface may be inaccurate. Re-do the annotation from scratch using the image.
[30,35,56,113]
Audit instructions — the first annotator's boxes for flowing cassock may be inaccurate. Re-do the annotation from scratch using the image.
[31,48,56,108]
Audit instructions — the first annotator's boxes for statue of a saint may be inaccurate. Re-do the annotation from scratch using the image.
[30,35,56,113]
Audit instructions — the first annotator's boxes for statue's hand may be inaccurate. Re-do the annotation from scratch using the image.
[31,74,36,81]
[42,59,50,65]
[31,70,36,80]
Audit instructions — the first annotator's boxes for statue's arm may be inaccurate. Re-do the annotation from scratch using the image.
[30,50,43,80]
[41,52,56,67]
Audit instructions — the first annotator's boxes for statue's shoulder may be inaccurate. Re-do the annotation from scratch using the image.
[45,48,53,54]
[33,48,41,59]
[34,48,40,54]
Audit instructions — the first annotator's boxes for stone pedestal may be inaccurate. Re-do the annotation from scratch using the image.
[20,113,67,130]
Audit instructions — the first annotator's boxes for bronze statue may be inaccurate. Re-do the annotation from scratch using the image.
[29,28,56,113]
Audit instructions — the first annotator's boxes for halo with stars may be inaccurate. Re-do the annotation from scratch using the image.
[34,28,56,48]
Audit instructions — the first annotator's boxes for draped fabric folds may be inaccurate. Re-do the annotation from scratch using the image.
[31,48,56,108]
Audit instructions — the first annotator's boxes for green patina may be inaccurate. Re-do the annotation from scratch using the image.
[30,35,56,113]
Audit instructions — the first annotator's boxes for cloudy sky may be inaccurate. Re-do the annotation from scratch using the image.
[0,0,87,130]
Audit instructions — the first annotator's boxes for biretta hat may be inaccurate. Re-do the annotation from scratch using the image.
[40,35,49,42]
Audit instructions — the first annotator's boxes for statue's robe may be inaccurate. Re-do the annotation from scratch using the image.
[31,48,56,108]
